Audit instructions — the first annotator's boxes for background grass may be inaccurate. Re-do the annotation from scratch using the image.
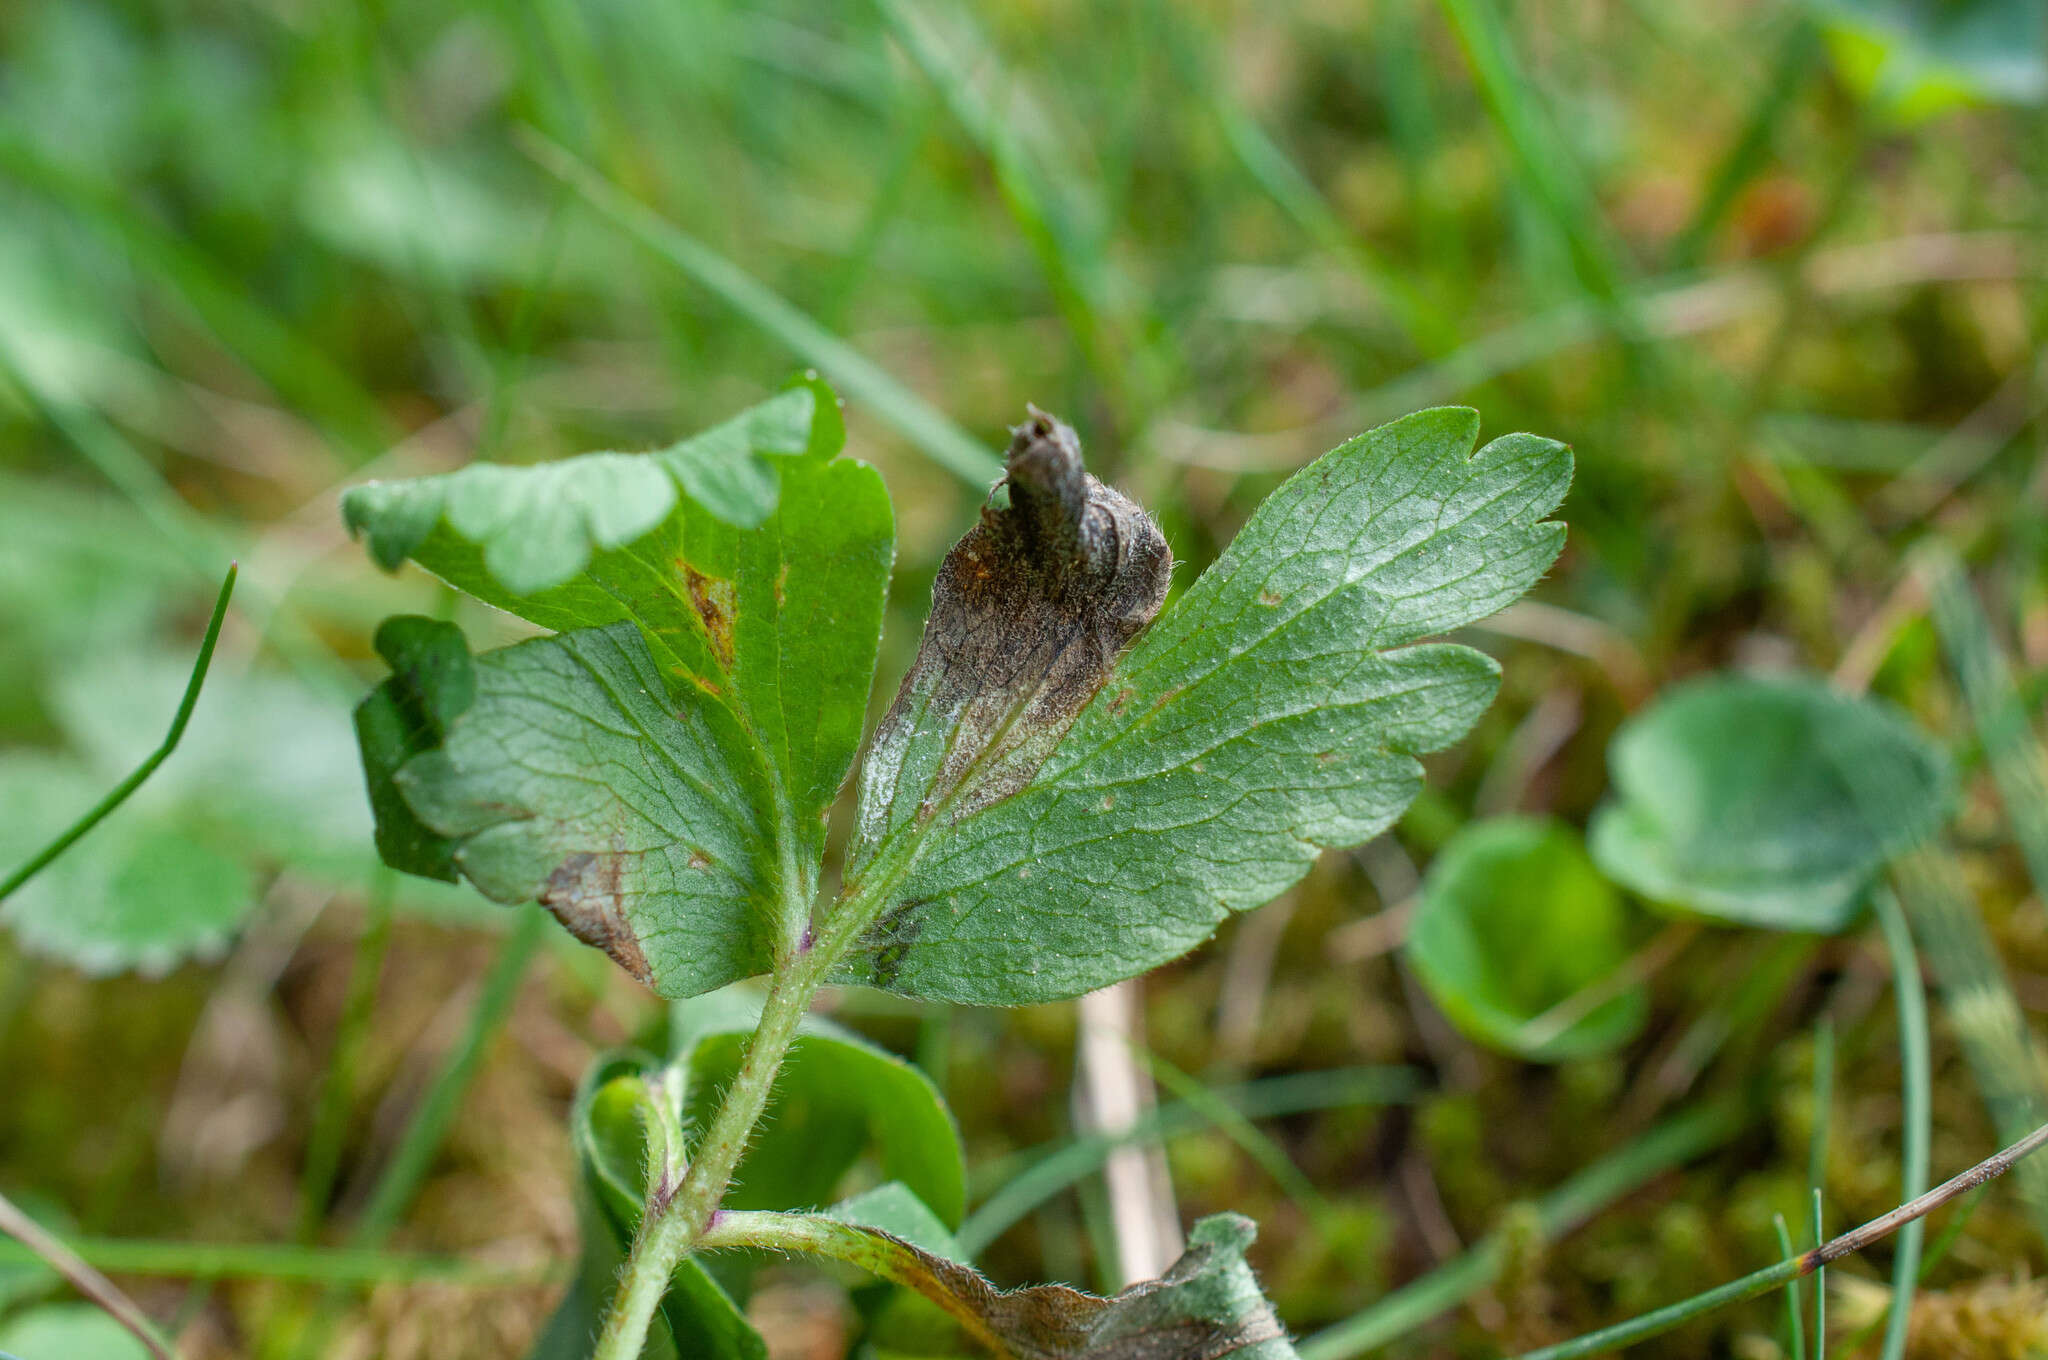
[2,1,2046,1356]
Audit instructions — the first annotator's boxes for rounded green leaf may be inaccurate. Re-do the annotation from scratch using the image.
[0,756,255,975]
[0,1304,150,1360]
[1405,816,1646,1062]
[1815,0,2045,119]
[1589,672,1952,933]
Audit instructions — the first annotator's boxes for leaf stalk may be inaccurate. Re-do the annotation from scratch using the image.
[589,870,900,1360]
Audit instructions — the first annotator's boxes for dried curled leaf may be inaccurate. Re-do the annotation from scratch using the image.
[852,407,1171,870]
[713,1207,1296,1360]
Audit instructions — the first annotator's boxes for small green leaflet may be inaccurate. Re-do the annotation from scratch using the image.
[344,378,893,997]
[1404,816,1646,1062]
[839,407,1570,1004]
[1588,672,1953,932]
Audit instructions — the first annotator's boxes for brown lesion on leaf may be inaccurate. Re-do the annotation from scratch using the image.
[539,851,653,985]
[867,407,1172,824]
[681,562,737,670]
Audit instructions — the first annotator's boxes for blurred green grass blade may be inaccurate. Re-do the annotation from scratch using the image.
[1913,1181,1987,1279]
[1375,2,1466,293]
[297,873,396,1242]
[1901,549,2048,1245]
[1890,845,2048,1246]
[1433,0,1635,307]
[0,1235,551,1288]
[1669,17,1821,269]
[1510,1122,2048,1360]
[873,0,1141,411]
[351,906,547,1244]
[518,127,1002,488]
[0,339,224,576]
[1773,1216,1806,1360]
[1805,1023,1830,1360]
[1212,103,1453,355]
[0,134,396,458]
[0,340,353,690]
[1297,1098,1745,1359]
[959,1066,1421,1258]
[1812,1190,1826,1360]
[1808,1017,1833,1200]
[1137,1047,1342,1240]
[0,562,234,903]
[1922,546,2048,899]
[1872,888,1929,1360]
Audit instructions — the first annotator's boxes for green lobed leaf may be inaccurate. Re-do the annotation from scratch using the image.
[1404,816,1647,1062]
[838,406,1570,1004]
[1588,672,1953,933]
[345,379,894,996]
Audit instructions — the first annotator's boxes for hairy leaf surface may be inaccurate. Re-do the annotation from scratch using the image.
[839,407,1570,1003]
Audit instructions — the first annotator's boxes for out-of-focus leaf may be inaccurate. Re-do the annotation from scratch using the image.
[0,1303,150,1360]
[705,1209,1298,1359]
[1405,816,1646,1061]
[0,754,253,974]
[838,407,1570,1004]
[1589,673,1952,932]
[346,379,893,997]
[1812,0,2045,117]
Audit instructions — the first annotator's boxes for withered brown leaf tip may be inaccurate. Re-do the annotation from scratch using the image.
[871,406,1172,826]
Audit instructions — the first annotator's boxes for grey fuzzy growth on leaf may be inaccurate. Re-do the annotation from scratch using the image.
[850,408,1170,875]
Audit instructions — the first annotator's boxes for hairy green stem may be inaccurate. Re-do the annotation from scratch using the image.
[590,874,891,1360]
[697,1209,1011,1355]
